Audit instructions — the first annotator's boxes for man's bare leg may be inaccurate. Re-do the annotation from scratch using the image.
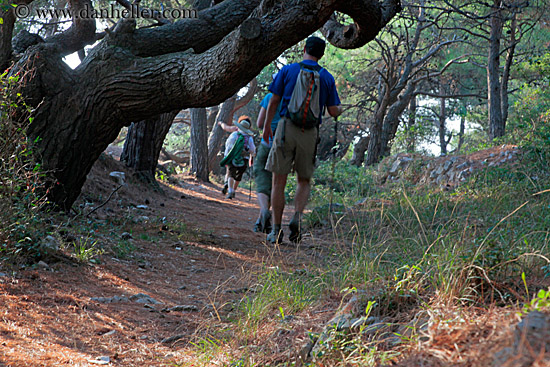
[289,176,310,242]
[255,193,272,232]
[267,173,288,243]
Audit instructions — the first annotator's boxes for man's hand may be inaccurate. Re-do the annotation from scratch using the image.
[262,93,281,143]
[263,125,273,143]
[327,105,343,118]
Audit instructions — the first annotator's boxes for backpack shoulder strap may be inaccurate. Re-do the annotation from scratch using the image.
[299,62,322,73]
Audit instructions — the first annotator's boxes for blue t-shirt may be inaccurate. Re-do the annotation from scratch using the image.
[269,59,341,124]
[260,93,281,147]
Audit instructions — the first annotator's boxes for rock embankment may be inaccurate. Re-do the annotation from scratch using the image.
[380,145,520,187]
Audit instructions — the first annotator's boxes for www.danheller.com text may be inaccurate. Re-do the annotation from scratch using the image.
[14,4,198,20]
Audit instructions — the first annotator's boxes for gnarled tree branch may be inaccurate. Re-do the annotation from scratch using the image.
[321,0,401,49]
[44,0,96,56]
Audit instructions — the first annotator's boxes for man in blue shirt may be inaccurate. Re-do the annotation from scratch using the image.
[253,92,281,233]
[263,36,342,244]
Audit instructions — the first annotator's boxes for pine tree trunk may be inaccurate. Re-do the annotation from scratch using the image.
[121,112,177,182]
[0,9,15,71]
[350,135,370,166]
[207,96,236,171]
[439,96,447,156]
[487,0,504,140]
[457,115,465,154]
[190,108,210,182]
[501,13,516,131]
[406,97,416,153]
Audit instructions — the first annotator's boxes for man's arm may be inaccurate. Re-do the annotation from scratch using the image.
[218,120,238,132]
[256,106,267,129]
[327,105,343,118]
[262,94,282,143]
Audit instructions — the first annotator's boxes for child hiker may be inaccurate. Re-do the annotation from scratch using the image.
[219,115,256,199]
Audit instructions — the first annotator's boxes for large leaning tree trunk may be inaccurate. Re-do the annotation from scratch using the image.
[9,0,401,210]
[121,111,178,181]
[190,108,210,182]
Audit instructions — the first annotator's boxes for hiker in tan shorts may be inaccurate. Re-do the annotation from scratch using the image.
[263,36,342,244]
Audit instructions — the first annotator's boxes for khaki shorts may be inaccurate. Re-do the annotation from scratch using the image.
[265,118,318,180]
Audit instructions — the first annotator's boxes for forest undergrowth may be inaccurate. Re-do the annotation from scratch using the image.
[184,132,550,366]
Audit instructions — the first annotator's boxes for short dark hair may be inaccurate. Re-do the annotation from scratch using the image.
[305,36,326,59]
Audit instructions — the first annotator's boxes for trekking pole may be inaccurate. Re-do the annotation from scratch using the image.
[328,116,338,213]
[248,164,253,202]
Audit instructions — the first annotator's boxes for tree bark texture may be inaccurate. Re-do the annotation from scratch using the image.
[350,135,370,166]
[190,108,210,182]
[208,95,237,171]
[10,0,401,209]
[487,0,504,140]
[457,115,465,154]
[500,12,517,131]
[406,96,416,153]
[120,111,178,181]
[0,9,15,71]
[439,77,448,156]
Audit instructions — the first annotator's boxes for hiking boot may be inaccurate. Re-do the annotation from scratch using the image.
[260,210,272,234]
[288,216,302,243]
[221,182,228,195]
[267,226,283,244]
[226,191,235,199]
[253,218,262,232]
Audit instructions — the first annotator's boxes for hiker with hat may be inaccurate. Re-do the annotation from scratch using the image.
[219,115,256,199]
[262,36,343,243]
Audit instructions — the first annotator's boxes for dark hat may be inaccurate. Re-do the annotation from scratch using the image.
[305,36,326,59]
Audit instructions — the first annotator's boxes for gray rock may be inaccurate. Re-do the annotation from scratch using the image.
[389,157,412,174]
[121,232,132,240]
[162,305,198,312]
[40,235,59,251]
[456,162,469,170]
[493,311,550,367]
[443,159,453,172]
[90,295,129,304]
[37,261,50,269]
[161,334,185,344]
[130,293,163,304]
[109,171,126,185]
[514,311,550,353]
[136,205,149,210]
[360,322,389,338]
[134,216,150,223]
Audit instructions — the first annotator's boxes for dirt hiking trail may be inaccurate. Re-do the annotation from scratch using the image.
[0,154,335,367]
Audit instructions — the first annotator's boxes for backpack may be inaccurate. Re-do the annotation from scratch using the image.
[288,62,323,130]
[219,133,245,167]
